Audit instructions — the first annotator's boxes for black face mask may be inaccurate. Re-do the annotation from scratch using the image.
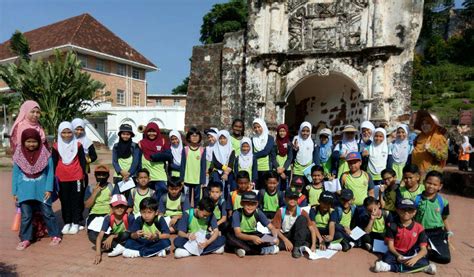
[95,173,109,187]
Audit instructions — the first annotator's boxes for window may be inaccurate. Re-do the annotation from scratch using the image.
[117,89,125,105]
[96,58,105,72]
[133,92,140,106]
[174,99,180,106]
[155,99,162,106]
[78,54,87,68]
[116,63,126,76]
[132,68,140,79]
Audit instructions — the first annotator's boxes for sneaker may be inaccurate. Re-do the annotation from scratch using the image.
[174,248,192,259]
[292,247,302,258]
[49,237,62,246]
[349,242,355,248]
[424,263,437,275]
[108,244,125,257]
[78,225,85,231]
[328,243,343,251]
[341,240,351,252]
[236,248,246,258]
[68,224,79,235]
[213,246,225,254]
[374,261,391,272]
[261,245,279,255]
[157,249,167,258]
[16,240,31,251]
[122,249,140,258]
[364,242,372,252]
[61,224,71,235]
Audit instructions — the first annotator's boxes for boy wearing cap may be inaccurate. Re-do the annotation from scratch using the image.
[290,176,308,207]
[375,198,436,274]
[123,197,171,258]
[93,194,133,264]
[334,189,357,251]
[309,191,343,250]
[272,189,321,258]
[226,191,280,257]
[340,152,374,207]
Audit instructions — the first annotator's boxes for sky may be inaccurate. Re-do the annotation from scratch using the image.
[0,0,227,94]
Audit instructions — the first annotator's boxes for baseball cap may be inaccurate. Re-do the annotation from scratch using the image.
[94,164,110,173]
[346,152,362,161]
[292,176,305,186]
[340,189,354,201]
[342,125,357,133]
[397,198,416,210]
[285,189,299,199]
[110,194,128,207]
[319,191,335,203]
[319,128,332,137]
[241,191,258,203]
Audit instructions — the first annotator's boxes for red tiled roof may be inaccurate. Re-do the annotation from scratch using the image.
[0,13,156,68]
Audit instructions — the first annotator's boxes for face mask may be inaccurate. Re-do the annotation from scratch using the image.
[95,173,109,187]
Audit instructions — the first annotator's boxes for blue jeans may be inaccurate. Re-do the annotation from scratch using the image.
[125,238,171,257]
[20,200,60,241]
[174,234,226,255]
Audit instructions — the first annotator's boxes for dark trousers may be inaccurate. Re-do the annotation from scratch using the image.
[278,171,290,191]
[361,232,385,246]
[210,171,235,200]
[263,211,276,220]
[335,223,353,242]
[19,200,60,241]
[278,216,312,250]
[125,238,171,257]
[256,171,270,190]
[149,180,167,202]
[318,226,344,246]
[88,230,130,249]
[174,234,226,255]
[226,231,273,255]
[58,180,83,224]
[184,183,201,207]
[458,160,469,171]
[382,247,430,273]
[425,228,451,264]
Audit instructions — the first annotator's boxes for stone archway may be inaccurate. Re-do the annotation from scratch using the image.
[285,72,365,136]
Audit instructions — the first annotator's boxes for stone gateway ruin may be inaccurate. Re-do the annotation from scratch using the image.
[185,0,424,134]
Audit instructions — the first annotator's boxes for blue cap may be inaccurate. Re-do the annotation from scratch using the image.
[346,151,362,161]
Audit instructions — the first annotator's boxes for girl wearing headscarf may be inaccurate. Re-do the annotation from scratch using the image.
[210,130,236,197]
[10,100,46,152]
[292,121,314,179]
[359,121,375,149]
[389,124,413,181]
[314,128,333,176]
[52,121,86,235]
[271,124,293,191]
[252,118,275,190]
[140,122,170,201]
[168,130,183,181]
[411,110,448,176]
[366,128,392,198]
[333,125,359,178]
[234,137,258,186]
[458,136,472,171]
[205,128,219,177]
[12,128,61,250]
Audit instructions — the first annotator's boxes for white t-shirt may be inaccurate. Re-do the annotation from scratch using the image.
[281,214,298,233]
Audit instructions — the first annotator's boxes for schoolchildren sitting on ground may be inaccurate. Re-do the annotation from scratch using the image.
[207,182,227,231]
[306,165,326,206]
[357,196,392,252]
[397,164,425,202]
[226,171,253,216]
[123,197,171,258]
[374,198,436,275]
[340,152,375,207]
[85,165,119,243]
[333,189,356,252]
[379,168,399,215]
[258,171,284,219]
[308,191,343,251]
[414,170,451,264]
[173,197,226,258]
[93,194,134,264]
[158,180,190,233]
[271,189,321,258]
[290,176,308,207]
[226,191,280,257]
[127,169,156,218]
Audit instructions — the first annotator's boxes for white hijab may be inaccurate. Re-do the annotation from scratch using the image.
[368,128,389,174]
[391,124,410,163]
[71,118,92,154]
[360,120,375,147]
[462,136,472,153]
[205,128,219,162]
[169,130,183,166]
[252,118,269,151]
[215,130,232,172]
[293,121,314,165]
[239,137,253,169]
[57,121,78,165]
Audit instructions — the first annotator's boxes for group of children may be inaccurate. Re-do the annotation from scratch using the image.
[11,116,454,275]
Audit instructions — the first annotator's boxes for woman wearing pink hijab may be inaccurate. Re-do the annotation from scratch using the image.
[10,101,46,152]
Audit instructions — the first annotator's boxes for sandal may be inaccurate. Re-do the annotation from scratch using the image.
[50,237,62,246]
[16,240,31,251]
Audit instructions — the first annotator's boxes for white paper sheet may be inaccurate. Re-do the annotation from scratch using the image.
[163,216,171,227]
[118,178,135,192]
[87,216,111,234]
[373,239,388,253]
[261,234,277,244]
[350,226,366,241]
[300,246,337,260]
[429,239,440,254]
[301,205,311,214]
[257,222,270,234]
[183,230,207,256]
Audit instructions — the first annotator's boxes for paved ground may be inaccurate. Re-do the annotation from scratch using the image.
[1,164,473,276]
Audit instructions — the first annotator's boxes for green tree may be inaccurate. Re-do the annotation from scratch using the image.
[172,77,189,95]
[0,32,106,135]
[200,0,248,44]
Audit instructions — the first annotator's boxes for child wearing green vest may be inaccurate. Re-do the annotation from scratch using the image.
[379,168,398,215]
[271,124,293,191]
[251,119,275,190]
[93,194,133,264]
[309,191,343,250]
[226,191,280,257]
[123,197,171,258]
[173,197,226,258]
[257,171,284,219]
[127,169,156,218]
[226,171,252,217]
[290,176,308,207]
[333,189,357,252]
[358,196,392,252]
[340,152,375,207]
[158,180,190,233]
[396,164,425,203]
[234,137,258,187]
[230,119,244,156]
[208,182,227,232]
[168,130,183,182]
[292,121,315,182]
[306,165,326,207]
[414,170,451,264]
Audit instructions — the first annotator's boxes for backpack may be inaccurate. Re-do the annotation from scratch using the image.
[162,193,186,212]
[335,205,356,223]
[187,208,212,227]
[110,213,129,230]
[280,206,301,222]
[231,191,240,207]
[414,194,445,215]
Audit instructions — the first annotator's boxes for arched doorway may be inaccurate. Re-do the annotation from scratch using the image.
[285,72,365,137]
